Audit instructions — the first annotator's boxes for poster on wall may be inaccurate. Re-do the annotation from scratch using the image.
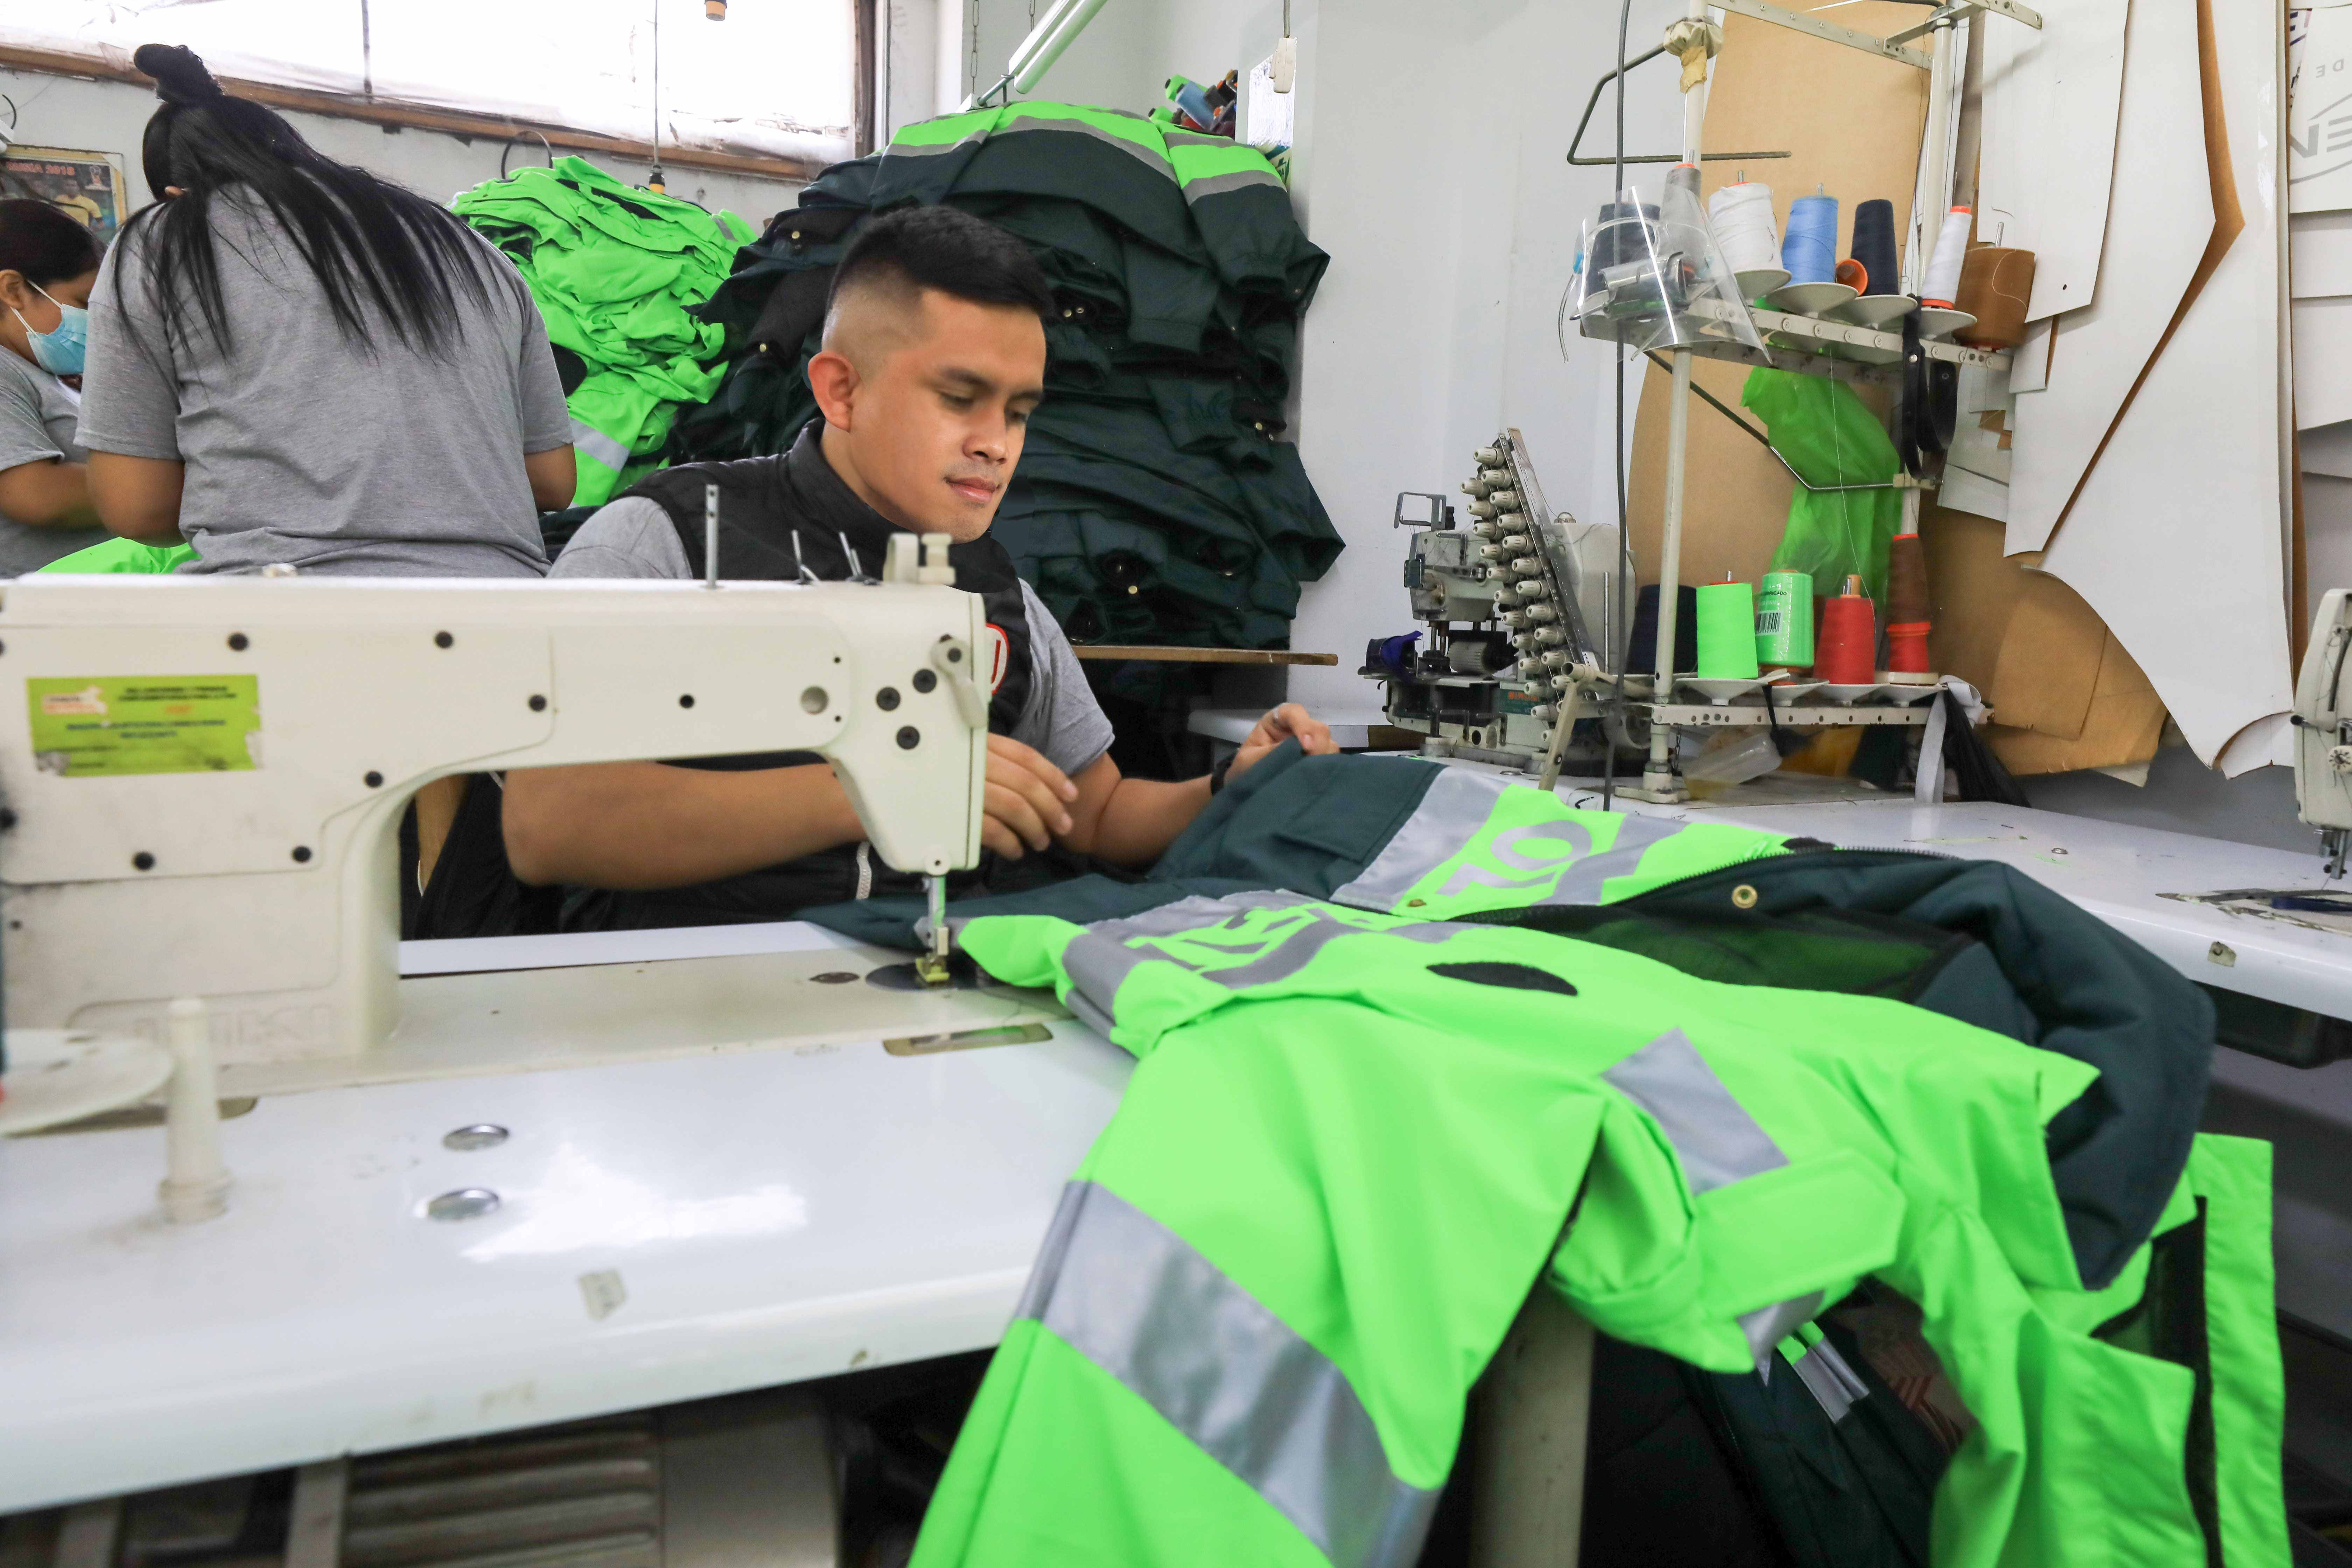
[0,148,129,241]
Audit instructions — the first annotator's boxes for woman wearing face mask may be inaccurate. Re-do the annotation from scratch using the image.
[78,44,575,574]
[0,200,110,571]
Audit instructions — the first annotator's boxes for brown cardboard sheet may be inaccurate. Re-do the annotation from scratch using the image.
[1922,506,2164,772]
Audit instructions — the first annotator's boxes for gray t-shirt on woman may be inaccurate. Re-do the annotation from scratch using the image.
[0,352,107,574]
[77,192,572,577]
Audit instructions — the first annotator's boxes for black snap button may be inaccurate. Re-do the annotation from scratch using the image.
[679,694,695,708]
[896,727,920,750]
[528,695,547,712]
[227,632,248,651]
[877,687,901,710]
[133,852,155,871]
[292,846,312,863]
[434,631,454,649]
[364,771,384,788]
[912,670,937,693]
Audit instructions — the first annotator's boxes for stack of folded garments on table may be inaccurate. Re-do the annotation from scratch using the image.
[455,156,752,506]
[669,102,1342,651]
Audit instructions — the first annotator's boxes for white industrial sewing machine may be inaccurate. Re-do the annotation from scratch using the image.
[0,550,1130,1527]
[1,532,987,1081]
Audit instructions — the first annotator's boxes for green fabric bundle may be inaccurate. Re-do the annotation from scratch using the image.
[669,102,1342,651]
[454,157,751,506]
[1744,367,1904,604]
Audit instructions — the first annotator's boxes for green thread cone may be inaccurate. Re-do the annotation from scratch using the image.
[1756,569,1815,667]
[1696,581,1762,678]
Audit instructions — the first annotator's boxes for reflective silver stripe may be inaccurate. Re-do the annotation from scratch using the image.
[1532,814,1686,904]
[1181,166,1287,201]
[1062,894,1283,1025]
[903,111,1176,176]
[1785,1335,1868,1423]
[1604,1030,1816,1369]
[1333,772,1706,911]
[1330,769,1512,909]
[1213,909,1473,989]
[1600,1029,1788,1194]
[1064,893,1469,1026]
[1740,1293,1824,1371]
[1019,1181,1441,1567]
[568,417,632,473]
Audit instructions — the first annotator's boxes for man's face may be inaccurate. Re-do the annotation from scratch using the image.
[821,289,1045,542]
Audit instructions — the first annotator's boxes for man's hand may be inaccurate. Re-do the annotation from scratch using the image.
[985,733,1078,859]
[1226,702,1335,784]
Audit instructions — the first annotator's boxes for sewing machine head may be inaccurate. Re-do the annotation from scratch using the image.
[0,547,989,1065]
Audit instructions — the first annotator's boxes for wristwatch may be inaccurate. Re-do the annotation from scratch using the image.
[1209,752,1237,794]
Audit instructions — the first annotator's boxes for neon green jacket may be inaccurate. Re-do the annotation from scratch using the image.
[454,157,750,505]
[913,823,2283,1566]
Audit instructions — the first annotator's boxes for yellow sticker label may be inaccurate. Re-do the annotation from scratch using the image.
[27,675,261,777]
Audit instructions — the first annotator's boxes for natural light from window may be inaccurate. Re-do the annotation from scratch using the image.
[2,0,854,166]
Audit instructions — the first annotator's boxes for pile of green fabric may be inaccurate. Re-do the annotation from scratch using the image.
[670,102,1342,651]
[454,157,752,506]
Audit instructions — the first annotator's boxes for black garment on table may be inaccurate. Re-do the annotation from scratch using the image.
[561,421,1052,932]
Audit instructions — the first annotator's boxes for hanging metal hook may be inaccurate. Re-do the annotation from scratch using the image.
[498,129,555,179]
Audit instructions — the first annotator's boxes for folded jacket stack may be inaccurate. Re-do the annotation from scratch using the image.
[668,102,1343,651]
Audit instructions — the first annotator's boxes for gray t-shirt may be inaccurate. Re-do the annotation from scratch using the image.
[77,194,572,577]
[0,352,108,574]
[553,495,1116,779]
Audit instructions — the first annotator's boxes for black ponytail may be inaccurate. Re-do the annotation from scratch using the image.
[120,43,518,356]
[0,200,102,288]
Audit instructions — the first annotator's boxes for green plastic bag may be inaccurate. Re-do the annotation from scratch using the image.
[36,537,198,574]
[1742,368,1901,605]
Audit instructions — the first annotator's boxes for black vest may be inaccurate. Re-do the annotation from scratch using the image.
[566,424,1043,930]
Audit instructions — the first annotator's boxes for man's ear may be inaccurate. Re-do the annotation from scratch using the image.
[808,348,860,432]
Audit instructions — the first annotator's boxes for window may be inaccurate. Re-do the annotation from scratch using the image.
[4,0,855,167]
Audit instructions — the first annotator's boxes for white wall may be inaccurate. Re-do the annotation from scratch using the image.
[0,68,807,229]
[953,0,1683,708]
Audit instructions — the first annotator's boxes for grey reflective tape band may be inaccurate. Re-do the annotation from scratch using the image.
[1019,1182,1440,1567]
[1600,1029,1788,1194]
[1181,166,1287,201]
[1063,893,1290,1026]
[1330,769,1512,909]
[1786,1335,1868,1423]
[1742,1293,1824,1375]
[568,418,632,473]
[1534,814,1686,904]
[1212,910,1474,990]
[996,113,1176,177]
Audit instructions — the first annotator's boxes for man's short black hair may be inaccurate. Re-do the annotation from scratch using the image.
[827,205,1053,319]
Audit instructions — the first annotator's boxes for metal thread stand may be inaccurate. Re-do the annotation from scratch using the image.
[1623,0,2036,804]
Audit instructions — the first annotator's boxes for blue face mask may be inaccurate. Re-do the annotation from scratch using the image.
[15,284,87,377]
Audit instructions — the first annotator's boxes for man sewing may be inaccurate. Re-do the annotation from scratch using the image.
[504,205,1332,928]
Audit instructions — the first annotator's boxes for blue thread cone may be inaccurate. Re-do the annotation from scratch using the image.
[1783,195,1839,285]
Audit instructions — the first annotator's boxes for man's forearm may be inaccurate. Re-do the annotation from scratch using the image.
[502,759,867,889]
[1084,774,1212,869]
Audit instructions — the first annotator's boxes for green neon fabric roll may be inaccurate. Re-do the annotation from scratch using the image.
[1745,368,1902,603]
[454,157,750,507]
[1756,568,1815,666]
[917,890,2280,1567]
[1695,580,1762,678]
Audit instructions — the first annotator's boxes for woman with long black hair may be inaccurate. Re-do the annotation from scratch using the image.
[79,44,576,575]
[0,199,108,570]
